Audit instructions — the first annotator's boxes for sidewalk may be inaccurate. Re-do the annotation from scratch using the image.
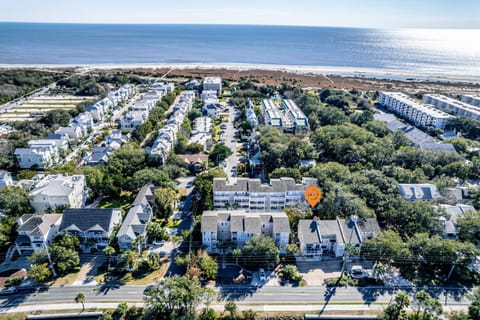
[0,301,470,315]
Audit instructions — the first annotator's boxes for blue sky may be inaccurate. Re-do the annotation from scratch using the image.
[1,0,479,28]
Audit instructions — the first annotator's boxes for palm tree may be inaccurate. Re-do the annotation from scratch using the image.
[103,246,116,270]
[75,292,86,311]
[232,249,242,265]
[373,262,387,281]
[147,251,161,270]
[224,301,237,319]
[121,250,138,272]
[133,235,146,254]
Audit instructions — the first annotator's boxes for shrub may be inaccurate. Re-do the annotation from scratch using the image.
[5,277,22,287]
[279,265,302,283]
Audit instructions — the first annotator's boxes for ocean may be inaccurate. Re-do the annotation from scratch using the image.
[0,23,479,79]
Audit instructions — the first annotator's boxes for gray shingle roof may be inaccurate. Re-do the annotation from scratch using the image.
[418,143,457,153]
[201,210,290,235]
[298,219,345,245]
[230,213,244,232]
[337,218,362,245]
[439,204,476,224]
[244,216,261,233]
[272,213,291,233]
[133,183,154,206]
[117,203,152,240]
[355,218,382,235]
[213,177,317,193]
[298,220,321,244]
[18,213,62,237]
[60,208,120,232]
[403,127,436,145]
[201,212,218,233]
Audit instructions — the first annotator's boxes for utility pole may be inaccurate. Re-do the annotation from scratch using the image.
[43,239,57,278]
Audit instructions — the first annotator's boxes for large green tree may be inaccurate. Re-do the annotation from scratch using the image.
[193,168,227,211]
[209,144,232,165]
[143,276,215,319]
[241,235,280,269]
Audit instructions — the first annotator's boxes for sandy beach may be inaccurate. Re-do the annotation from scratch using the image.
[1,63,479,94]
[1,62,479,83]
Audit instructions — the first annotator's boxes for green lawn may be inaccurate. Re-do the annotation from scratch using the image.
[98,191,133,210]
[165,219,181,228]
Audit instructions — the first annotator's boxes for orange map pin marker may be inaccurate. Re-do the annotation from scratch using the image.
[305,186,322,207]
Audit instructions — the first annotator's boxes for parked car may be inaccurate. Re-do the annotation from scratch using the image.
[152,240,165,246]
[259,268,266,281]
[0,287,17,295]
[350,266,367,279]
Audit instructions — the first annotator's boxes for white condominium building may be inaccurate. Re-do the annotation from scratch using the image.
[423,94,480,121]
[213,177,318,211]
[261,99,309,133]
[461,94,480,108]
[29,174,87,213]
[203,77,222,95]
[379,92,451,129]
[282,99,309,130]
[201,210,290,254]
[262,99,284,128]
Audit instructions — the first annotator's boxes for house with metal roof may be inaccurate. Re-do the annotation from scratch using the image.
[399,183,442,202]
[117,184,155,251]
[15,213,63,255]
[201,210,290,254]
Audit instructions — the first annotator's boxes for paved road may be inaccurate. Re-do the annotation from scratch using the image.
[223,103,239,181]
[64,90,141,165]
[0,284,472,311]
[0,83,56,115]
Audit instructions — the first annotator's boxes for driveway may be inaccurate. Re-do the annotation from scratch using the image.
[72,254,105,286]
[297,260,343,286]
[171,176,195,235]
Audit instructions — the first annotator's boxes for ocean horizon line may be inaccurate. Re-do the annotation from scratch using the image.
[1,21,479,31]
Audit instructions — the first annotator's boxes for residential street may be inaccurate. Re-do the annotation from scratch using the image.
[63,90,141,164]
[222,103,238,181]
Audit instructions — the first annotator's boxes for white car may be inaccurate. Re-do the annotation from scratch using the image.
[350,266,367,279]
[258,268,266,281]
[152,240,165,246]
